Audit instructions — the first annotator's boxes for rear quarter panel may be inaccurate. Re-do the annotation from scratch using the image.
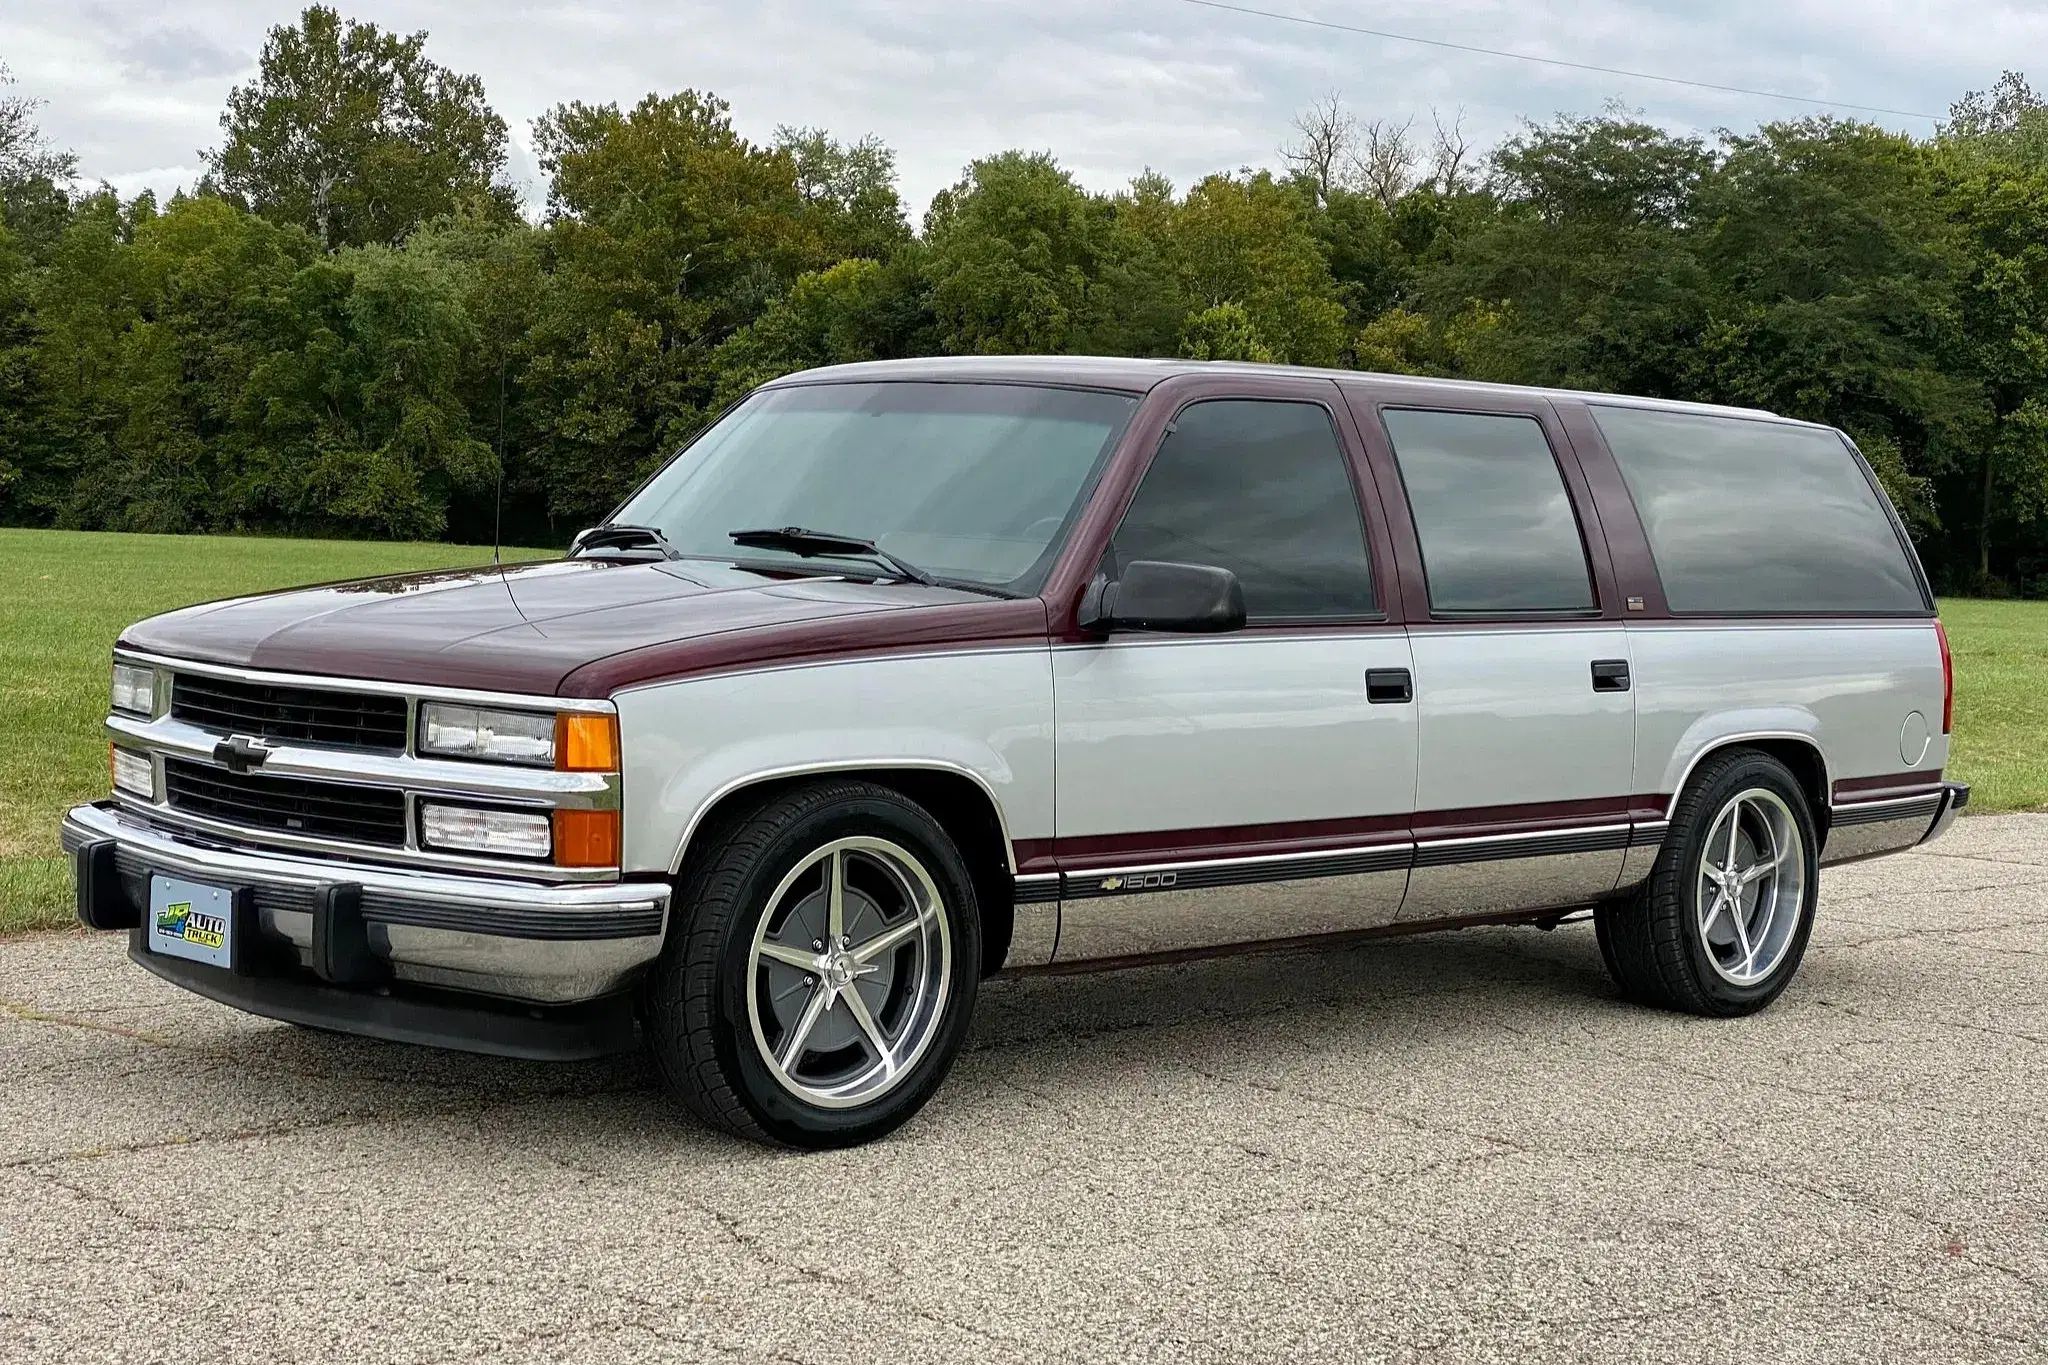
[1630,620,1948,808]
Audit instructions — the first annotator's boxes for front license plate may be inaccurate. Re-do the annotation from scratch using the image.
[148,875,235,969]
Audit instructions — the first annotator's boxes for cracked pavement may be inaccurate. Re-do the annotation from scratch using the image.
[2,815,2044,1364]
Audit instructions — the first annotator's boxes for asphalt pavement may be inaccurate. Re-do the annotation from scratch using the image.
[3,815,2044,1364]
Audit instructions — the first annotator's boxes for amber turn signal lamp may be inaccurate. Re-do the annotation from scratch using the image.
[553,809,621,868]
[556,713,620,772]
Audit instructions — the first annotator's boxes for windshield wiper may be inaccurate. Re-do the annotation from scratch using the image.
[570,524,679,562]
[728,526,940,586]
[727,527,1019,599]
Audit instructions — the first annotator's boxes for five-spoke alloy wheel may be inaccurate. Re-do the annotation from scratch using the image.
[1597,748,1820,1016]
[641,781,981,1148]
[1693,788,1807,987]
[746,837,953,1108]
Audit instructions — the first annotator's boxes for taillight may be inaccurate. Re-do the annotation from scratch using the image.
[1935,619,1954,735]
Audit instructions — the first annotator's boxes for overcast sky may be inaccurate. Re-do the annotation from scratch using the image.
[2,0,2039,220]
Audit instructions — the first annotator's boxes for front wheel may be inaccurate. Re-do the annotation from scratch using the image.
[1596,749,1819,1017]
[641,780,981,1148]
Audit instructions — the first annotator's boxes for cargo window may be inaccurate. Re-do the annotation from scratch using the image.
[1111,399,1375,620]
[1591,407,1927,614]
[1382,410,1595,615]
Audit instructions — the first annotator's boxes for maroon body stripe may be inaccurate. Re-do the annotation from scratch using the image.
[559,597,1052,696]
[1054,813,1411,871]
[1832,771,1945,804]
[1410,795,1635,841]
[1041,796,1644,875]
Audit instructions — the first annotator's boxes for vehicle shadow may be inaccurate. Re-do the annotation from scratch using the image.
[217,918,1620,1150]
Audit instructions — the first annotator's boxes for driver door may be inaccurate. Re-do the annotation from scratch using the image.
[1049,382,1418,962]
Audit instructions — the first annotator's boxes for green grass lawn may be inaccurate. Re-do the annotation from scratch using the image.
[0,528,547,936]
[1937,598,2048,816]
[0,527,2042,936]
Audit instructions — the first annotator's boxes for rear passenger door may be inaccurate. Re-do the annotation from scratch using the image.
[1348,391,1637,920]
[1051,381,1417,961]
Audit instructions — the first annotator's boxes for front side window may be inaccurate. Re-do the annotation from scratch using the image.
[1382,409,1595,615]
[613,382,1139,593]
[1110,399,1375,620]
[1591,406,1928,614]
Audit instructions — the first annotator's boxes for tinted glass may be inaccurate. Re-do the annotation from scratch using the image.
[1382,410,1594,614]
[1592,407,1927,614]
[1111,399,1374,619]
[615,382,1137,593]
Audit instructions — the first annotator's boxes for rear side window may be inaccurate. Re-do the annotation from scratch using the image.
[1381,409,1595,614]
[1112,399,1375,619]
[1591,407,1927,614]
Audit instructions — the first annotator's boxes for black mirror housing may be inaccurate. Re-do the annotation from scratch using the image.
[1081,560,1246,634]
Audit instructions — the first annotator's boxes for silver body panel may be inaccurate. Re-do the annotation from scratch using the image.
[612,646,1058,878]
[1048,632,1416,959]
[1628,621,1949,816]
[1399,626,1635,921]
[1048,633,1418,841]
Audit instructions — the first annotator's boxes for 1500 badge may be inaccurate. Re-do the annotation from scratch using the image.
[1100,872,1177,892]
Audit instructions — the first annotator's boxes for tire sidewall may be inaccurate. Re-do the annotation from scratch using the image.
[1665,756,1820,1012]
[704,791,981,1147]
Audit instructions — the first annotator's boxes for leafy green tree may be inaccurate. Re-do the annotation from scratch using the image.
[525,89,819,525]
[1078,170,1188,357]
[207,6,514,249]
[400,211,551,544]
[1686,118,1980,539]
[0,216,46,511]
[705,255,929,408]
[244,243,495,537]
[1944,71,2048,172]
[0,63,77,259]
[1419,112,1713,393]
[23,195,314,530]
[921,151,1108,354]
[776,126,912,262]
[1168,171,1347,366]
[1178,302,1275,362]
[1934,155,2048,582]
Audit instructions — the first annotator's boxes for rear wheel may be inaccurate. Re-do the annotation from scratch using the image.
[641,781,981,1148]
[1596,749,1818,1016]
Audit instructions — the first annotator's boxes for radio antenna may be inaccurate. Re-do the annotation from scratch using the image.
[492,364,506,567]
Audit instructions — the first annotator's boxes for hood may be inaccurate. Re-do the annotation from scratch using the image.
[118,558,1024,696]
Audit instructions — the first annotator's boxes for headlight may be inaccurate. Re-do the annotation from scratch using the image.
[418,704,556,766]
[111,662,156,716]
[110,746,154,799]
[419,803,553,858]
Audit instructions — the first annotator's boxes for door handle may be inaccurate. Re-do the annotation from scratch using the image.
[1591,659,1631,693]
[1366,668,1412,704]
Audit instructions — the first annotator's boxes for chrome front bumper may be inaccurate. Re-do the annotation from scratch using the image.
[62,802,669,1009]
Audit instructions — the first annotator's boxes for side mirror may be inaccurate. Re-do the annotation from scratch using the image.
[1078,560,1246,634]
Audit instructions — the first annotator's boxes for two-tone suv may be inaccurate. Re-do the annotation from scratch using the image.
[64,357,1967,1147]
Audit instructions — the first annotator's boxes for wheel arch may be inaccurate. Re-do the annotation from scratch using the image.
[1666,730,1832,837]
[669,762,1020,978]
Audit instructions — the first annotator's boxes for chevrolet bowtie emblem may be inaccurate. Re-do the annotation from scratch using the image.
[212,734,274,774]
[1100,876,1124,891]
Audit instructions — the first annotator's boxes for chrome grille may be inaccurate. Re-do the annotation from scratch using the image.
[163,758,407,847]
[170,674,409,752]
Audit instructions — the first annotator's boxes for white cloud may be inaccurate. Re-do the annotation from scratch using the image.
[3,0,2035,220]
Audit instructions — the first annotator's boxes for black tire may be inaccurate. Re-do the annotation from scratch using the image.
[640,780,982,1148]
[1595,748,1820,1017]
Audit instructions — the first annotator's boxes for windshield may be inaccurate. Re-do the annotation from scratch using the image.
[611,382,1139,594]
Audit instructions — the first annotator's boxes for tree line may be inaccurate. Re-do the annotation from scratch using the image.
[1,7,2045,593]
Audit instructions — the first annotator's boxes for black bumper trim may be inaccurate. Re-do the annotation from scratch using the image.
[128,935,640,1062]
